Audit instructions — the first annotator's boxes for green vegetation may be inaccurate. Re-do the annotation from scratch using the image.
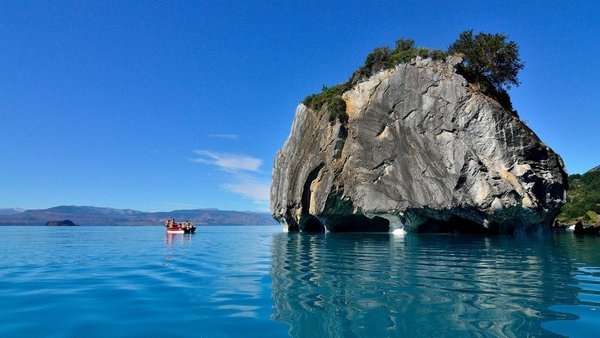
[303,83,350,124]
[448,30,524,112]
[558,169,600,224]
[303,39,445,124]
[583,211,598,223]
[303,31,524,123]
[349,39,446,85]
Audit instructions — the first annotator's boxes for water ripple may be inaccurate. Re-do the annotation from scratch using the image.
[1,226,599,337]
[543,263,600,338]
[271,233,599,338]
[0,226,288,338]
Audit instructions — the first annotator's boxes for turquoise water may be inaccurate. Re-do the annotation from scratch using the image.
[0,226,599,337]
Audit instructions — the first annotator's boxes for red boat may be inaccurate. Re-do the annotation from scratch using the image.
[164,220,196,234]
[166,226,184,234]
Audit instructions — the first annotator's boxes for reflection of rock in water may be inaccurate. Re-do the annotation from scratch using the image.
[270,233,577,337]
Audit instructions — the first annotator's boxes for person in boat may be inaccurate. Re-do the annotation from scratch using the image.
[164,220,169,228]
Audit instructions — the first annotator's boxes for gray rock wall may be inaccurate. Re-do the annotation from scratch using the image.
[271,56,567,234]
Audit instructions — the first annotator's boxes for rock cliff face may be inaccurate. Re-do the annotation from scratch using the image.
[270,56,567,234]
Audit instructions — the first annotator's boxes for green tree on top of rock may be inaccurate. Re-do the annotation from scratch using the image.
[350,39,446,85]
[303,39,446,124]
[303,30,524,123]
[448,30,524,113]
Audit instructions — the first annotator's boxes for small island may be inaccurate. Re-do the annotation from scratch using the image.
[270,31,567,234]
[45,220,79,226]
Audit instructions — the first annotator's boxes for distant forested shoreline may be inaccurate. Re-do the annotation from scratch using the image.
[558,167,600,224]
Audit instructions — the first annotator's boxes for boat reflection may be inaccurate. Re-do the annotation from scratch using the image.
[270,232,580,337]
[164,232,194,245]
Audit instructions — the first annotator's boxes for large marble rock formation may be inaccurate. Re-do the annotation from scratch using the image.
[270,56,567,233]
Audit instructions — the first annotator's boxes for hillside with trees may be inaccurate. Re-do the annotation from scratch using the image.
[558,168,600,224]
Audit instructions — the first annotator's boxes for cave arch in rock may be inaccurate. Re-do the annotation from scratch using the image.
[416,215,494,234]
[323,215,390,232]
[299,214,325,232]
[299,163,326,232]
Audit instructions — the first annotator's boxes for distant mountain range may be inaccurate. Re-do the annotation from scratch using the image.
[0,206,278,226]
[589,165,600,173]
[0,208,25,216]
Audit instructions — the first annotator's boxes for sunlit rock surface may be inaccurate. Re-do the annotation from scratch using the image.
[270,56,567,233]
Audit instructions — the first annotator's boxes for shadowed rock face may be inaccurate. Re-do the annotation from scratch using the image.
[270,56,567,234]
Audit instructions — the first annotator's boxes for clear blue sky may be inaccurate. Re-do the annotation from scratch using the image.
[1,1,598,212]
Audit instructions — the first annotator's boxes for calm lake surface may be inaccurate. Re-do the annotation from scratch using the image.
[0,226,599,337]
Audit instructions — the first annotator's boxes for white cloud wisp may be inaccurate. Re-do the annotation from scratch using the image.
[191,150,262,172]
[209,134,239,140]
[221,180,270,206]
[191,149,270,208]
